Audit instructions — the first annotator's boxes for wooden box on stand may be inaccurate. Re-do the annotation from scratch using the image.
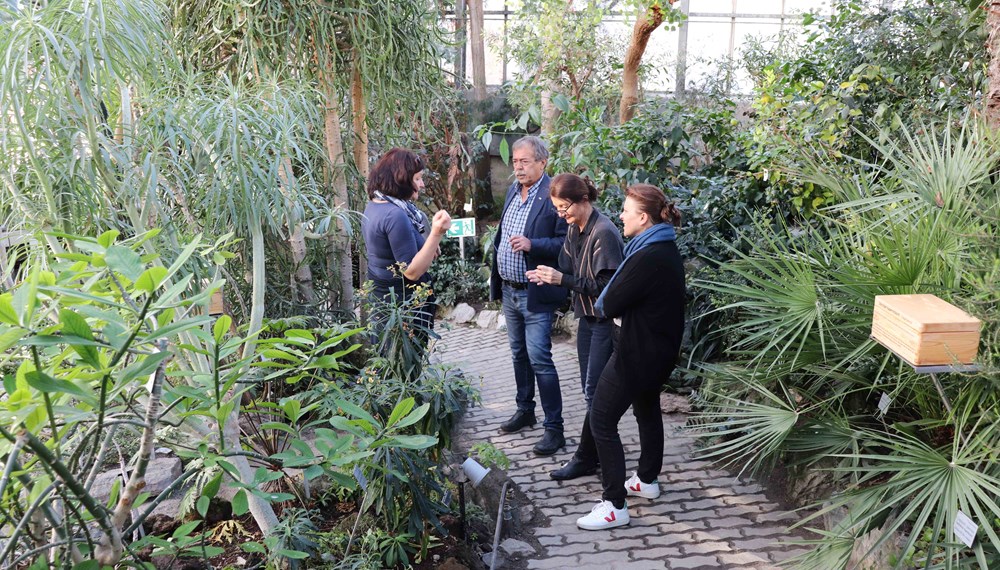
[871,294,980,366]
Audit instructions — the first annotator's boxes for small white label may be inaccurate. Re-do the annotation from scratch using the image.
[953,511,978,547]
[878,393,891,415]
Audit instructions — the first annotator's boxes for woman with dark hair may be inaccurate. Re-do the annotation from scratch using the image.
[575,183,685,531]
[362,148,451,346]
[526,174,623,481]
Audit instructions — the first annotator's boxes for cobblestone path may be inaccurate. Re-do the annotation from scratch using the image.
[435,324,811,570]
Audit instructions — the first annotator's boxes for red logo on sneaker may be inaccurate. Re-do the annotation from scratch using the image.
[629,483,641,492]
[604,512,616,523]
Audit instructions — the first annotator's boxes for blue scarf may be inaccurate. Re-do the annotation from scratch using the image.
[374,190,426,234]
[595,223,676,317]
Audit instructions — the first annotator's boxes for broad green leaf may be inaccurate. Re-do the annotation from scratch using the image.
[281,398,302,423]
[145,315,213,343]
[105,245,144,282]
[25,371,92,401]
[259,422,296,435]
[0,327,27,352]
[59,309,102,368]
[196,495,210,518]
[201,472,223,499]
[231,490,249,516]
[334,399,380,428]
[213,315,231,343]
[393,402,430,430]
[135,266,168,293]
[386,397,416,428]
[241,541,265,553]
[172,520,201,538]
[499,137,510,164]
[38,286,126,309]
[0,293,18,325]
[552,93,570,112]
[97,230,120,248]
[390,434,437,450]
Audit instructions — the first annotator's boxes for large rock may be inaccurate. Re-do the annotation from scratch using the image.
[500,538,535,558]
[90,456,183,505]
[497,314,506,331]
[451,303,476,324]
[847,523,903,570]
[476,309,500,329]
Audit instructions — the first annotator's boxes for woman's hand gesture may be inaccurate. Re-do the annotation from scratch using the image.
[526,265,563,286]
[431,210,452,236]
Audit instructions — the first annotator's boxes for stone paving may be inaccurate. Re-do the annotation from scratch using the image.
[434,323,812,570]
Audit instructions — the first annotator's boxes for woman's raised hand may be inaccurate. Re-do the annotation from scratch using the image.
[431,210,452,236]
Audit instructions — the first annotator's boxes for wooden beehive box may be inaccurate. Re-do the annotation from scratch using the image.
[871,294,980,366]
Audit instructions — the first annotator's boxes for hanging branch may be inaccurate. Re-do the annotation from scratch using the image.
[619,0,676,124]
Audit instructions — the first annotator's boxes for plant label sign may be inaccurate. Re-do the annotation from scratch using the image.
[447,218,476,238]
[877,392,891,416]
[953,511,977,547]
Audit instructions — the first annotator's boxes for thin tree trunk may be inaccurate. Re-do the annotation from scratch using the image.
[540,79,560,136]
[469,0,487,101]
[279,157,317,306]
[986,2,1000,129]
[351,50,369,179]
[619,1,669,124]
[320,56,356,312]
[230,220,280,535]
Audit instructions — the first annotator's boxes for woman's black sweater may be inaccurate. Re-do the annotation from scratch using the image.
[600,240,686,389]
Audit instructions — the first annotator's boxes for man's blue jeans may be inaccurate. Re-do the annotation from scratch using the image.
[501,284,563,433]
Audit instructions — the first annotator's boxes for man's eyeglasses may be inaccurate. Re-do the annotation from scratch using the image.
[512,159,538,167]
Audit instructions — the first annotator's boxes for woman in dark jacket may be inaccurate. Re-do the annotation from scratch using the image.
[526,174,624,481]
[575,183,685,531]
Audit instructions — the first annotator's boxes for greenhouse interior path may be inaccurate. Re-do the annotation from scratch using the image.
[434,323,813,570]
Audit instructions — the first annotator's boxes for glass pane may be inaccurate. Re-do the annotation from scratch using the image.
[695,0,736,14]
[481,18,509,85]
[643,26,680,92]
[741,0,786,13]
[683,20,733,91]
[787,0,833,14]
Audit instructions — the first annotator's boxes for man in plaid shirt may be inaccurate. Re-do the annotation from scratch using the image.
[489,136,569,456]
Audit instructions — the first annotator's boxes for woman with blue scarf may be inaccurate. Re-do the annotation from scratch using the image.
[362,149,451,351]
[576,184,686,531]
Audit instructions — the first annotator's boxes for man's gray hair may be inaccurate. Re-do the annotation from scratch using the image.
[512,135,549,162]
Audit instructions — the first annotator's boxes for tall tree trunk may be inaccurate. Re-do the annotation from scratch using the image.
[232,220,281,535]
[351,50,369,179]
[320,56,355,312]
[287,223,316,305]
[540,79,560,136]
[987,2,1000,129]
[279,157,317,306]
[469,0,487,101]
[619,1,669,124]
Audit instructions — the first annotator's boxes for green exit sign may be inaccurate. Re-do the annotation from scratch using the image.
[447,217,476,238]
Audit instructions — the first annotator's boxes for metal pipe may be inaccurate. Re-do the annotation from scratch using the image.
[459,483,467,541]
[489,481,511,570]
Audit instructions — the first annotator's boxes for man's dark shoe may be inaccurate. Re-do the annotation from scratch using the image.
[550,456,598,480]
[500,410,537,433]
[533,430,565,456]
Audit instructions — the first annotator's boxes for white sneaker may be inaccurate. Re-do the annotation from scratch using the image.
[576,500,630,530]
[625,472,660,499]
